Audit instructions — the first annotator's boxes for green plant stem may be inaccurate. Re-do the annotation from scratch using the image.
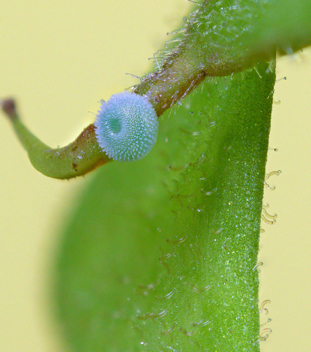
[134,0,265,113]
[11,117,109,179]
[2,0,309,181]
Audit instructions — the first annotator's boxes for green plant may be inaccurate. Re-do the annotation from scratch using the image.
[2,0,310,351]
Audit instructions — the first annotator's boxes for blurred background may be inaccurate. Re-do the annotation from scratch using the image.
[0,1,310,351]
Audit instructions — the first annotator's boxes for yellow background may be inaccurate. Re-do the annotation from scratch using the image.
[0,1,310,351]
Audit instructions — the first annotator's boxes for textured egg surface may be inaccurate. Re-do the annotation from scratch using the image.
[95,92,159,162]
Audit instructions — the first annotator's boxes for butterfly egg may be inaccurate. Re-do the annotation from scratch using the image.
[94,92,159,162]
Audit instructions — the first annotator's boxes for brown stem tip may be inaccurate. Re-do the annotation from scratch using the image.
[1,98,18,119]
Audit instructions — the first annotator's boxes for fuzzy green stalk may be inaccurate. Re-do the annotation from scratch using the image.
[0,1,292,181]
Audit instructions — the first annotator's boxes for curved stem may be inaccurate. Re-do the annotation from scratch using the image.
[1,100,110,179]
[2,0,301,180]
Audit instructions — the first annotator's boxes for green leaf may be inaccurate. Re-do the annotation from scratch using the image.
[55,62,275,351]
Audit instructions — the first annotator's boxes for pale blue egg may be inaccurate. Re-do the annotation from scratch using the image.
[94,92,158,162]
